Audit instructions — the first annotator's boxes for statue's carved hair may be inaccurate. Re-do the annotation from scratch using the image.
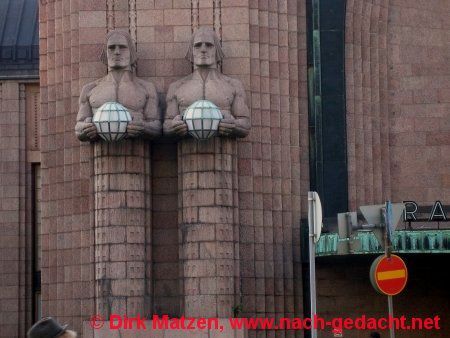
[185,26,225,65]
[100,30,137,69]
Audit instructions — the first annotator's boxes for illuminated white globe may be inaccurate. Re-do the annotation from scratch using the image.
[93,102,131,142]
[182,100,223,140]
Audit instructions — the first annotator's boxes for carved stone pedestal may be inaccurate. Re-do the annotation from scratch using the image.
[94,140,152,317]
[178,138,239,317]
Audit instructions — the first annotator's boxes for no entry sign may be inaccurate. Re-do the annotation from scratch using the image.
[370,254,408,296]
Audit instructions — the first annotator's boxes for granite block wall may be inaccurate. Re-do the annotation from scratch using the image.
[0,0,448,337]
[39,0,96,331]
[0,82,39,337]
[387,0,450,204]
[346,0,450,208]
[315,1,450,337]
[37,0,308,336]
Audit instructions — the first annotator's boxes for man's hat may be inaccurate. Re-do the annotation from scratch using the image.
[27,317,68,338]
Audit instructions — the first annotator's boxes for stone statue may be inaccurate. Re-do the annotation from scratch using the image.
[163,26,250,138]
[75,30,160,141]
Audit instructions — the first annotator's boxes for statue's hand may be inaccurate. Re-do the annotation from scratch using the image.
[218,118,236,136]
[76,120,99,141]
[170,115,188,137]
[126,120,145,138]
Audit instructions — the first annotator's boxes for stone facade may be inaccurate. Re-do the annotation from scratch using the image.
[0,82,40,337]
[0,0,449,338]
[35,0,307,336]
[346,0,450,208]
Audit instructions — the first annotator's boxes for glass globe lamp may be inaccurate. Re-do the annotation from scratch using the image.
[93,102,131,142]
[182,100,223,140]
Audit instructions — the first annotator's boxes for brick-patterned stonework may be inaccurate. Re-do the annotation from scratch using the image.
[0,82,38,337]
[346,0,450,208]
[0,0,444,337]
[387,0,450,205]
[93,141,152,317]
[178,138,239,318]
[39,0,97,332]
[37,1,308,336]
[328,1,450,337]
[346,0,392,209]
[242,0,307,326]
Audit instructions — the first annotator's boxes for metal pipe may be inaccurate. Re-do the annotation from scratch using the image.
[308,192,318,338]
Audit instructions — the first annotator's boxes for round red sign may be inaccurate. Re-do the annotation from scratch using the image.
[370,254,408,296]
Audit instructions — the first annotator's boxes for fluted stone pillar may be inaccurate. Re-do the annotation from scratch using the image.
[178,137,239,317]
[94,140,151,317]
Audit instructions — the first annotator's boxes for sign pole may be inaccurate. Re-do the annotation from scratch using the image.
[385,201,395,338]
[388,295,395,338]
[308,192,318,338]
[366,202,406,338]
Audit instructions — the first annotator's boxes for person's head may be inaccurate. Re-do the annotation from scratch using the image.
[60,330,77,338]
[370,332,381,338]
[27,317,76,338]
[185,26,224,68]
[101,29,137,71]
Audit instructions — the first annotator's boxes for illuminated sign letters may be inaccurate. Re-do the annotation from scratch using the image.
[403,201,448,222]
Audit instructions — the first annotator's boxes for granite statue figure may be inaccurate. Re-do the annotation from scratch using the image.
[163,26,250,138]
[75,30,160,141]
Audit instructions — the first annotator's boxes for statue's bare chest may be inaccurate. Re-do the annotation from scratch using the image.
[89,79,147,112]
[176,78,235,111]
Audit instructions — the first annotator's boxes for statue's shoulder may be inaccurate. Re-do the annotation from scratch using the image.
[135,77,157,98]
[167,74,193,98]
[80,80,100,98]
[220,73,245,93]
[82,79,100,90]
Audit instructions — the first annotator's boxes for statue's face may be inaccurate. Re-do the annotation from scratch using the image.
[192,32,216,68]
[106,34,131,70]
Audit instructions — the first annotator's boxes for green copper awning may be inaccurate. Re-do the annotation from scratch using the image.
[316,230,450,256]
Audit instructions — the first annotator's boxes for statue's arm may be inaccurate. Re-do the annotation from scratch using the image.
[75,82,98,141]
[140,81,162,139]
[220,79,250,138]
[163,81,187,137]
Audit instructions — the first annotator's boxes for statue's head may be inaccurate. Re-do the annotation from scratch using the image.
[185,27,224,68]
[100,30,137,71]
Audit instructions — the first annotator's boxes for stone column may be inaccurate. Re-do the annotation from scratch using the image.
[179,137,239,318]
[94,140,151,317]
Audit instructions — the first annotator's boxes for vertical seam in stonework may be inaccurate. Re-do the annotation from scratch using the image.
[146,146,151,315]
[368,0,374,203]
[382,0,391,200]
[259,0,268,318]
[213,0,222,41]
[233,141,241,310]
[19,83,26,335]
[177,142,185,314]
[33,91,39,148]
[218,140,222,316]
[191,0,199,33]
[372,1,382,203]
[191,0,199,72]
[355,0,365,205]
[246,2,259,318]
[107,0,115,32]
[346,1,355,209]
[213,0,222,72]
[275,0,285,319]
[128,0,137,64]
